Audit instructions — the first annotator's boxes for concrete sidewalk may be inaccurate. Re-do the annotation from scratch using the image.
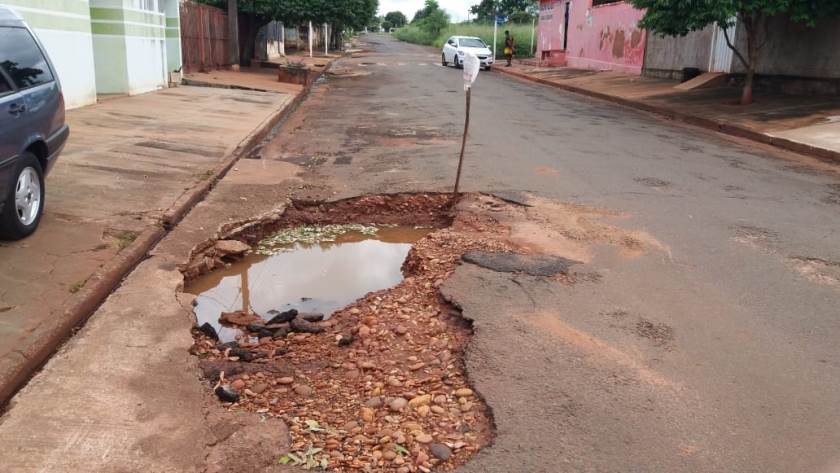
[0,78,300,403]
[496,64,840,162]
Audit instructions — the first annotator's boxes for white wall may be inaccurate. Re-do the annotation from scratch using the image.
[124,37,167,94]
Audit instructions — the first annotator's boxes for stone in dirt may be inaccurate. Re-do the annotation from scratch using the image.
[293,384,314,396]
[266,309,298,324]
[454,388,474,397]
[408,394,431,408]
[215,384,241,403]
[215,239,251,256]
[220,311,261,326]
[429,443,452,460]
[198,322,219,340]
[365,397,383,408]
[290,317,325,333]
[389,397,408,411]
[337,334,354,346]
[461,251,580,277]
[361,407,375,423]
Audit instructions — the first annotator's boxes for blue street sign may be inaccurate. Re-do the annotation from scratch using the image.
[495,15,507,25]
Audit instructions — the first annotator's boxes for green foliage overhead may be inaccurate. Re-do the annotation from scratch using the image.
[470,0,538,22]
[198,0,378,29]
[384,10,408,27]
[407,0,449,35]
[411,0,442,23]
[628,0,838,36]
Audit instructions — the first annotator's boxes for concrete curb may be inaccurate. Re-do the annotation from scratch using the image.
[0,66,327,407]
[495,67,840,165]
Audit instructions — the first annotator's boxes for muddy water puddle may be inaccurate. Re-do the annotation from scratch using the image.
[186,226,432,342]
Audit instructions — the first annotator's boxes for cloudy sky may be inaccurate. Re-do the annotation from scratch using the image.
[378,0,473,23]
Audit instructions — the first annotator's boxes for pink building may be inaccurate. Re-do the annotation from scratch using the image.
[537,0,646,73]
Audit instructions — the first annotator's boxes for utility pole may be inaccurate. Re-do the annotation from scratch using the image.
[530,17,535,56]
[227,0,239,71]
[308,21,313,57]
[492,3,498,60]
[324,23,329,56]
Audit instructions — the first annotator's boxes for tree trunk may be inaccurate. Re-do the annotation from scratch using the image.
[739,15,759,105]
[227,0,240,70]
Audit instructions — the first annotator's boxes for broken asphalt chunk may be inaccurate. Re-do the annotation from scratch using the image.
[337,334,354,346]
[228,347,265,362]
[461,251,580,277]
[198,322,219,340]
[266,309,298,325]
[289,317,325,334]
[299,311,325,322]
[215,384,241,403]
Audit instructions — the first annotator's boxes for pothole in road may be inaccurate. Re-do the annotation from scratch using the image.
[186,225,433,343]
[181,193,515,472]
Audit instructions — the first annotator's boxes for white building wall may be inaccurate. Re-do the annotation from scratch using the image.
[90,0,168,95]
[1,0,98,109]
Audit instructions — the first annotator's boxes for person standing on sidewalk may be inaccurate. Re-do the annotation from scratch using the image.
[504,30,514,67]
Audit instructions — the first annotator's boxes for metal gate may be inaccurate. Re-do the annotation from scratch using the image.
[708,20,737,72]
[179,1,229,73]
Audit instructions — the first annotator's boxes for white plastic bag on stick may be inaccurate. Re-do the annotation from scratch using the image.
[462,52,480,90]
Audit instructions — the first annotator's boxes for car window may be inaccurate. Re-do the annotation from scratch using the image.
[460,38,486,48]
[0,27,54,89]
[0,72,11,95]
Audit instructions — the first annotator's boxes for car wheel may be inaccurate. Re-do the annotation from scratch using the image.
[485,65,492,71]
[441,53,447,66]
[454,56,462,69]
[0,152,45,240]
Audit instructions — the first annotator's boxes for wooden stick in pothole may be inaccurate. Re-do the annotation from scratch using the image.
[454,52,481,196]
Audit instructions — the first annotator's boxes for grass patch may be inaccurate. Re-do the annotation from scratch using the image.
[69,280,86,294]
[114,230,139,251]
[256,224,380,255]
[196,169,215,181]
[393,22,536,59]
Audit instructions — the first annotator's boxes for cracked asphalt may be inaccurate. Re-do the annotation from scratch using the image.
[272,35,840,472]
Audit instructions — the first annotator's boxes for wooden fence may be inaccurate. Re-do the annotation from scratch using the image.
[180,1,229,73]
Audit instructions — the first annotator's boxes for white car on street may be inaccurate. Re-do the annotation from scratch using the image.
[442,36,494,70]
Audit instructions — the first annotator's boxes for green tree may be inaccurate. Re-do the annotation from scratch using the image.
[470,0,537,22]
[385,10,408,28]
[200,0,378,55]
[412,0,441,23]
[629,0,840,105]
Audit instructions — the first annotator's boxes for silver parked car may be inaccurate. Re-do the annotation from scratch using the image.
[0,6,68,239]
[441,36,494,70]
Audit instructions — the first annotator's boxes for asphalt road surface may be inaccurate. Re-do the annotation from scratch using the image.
[265,35,840,472]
